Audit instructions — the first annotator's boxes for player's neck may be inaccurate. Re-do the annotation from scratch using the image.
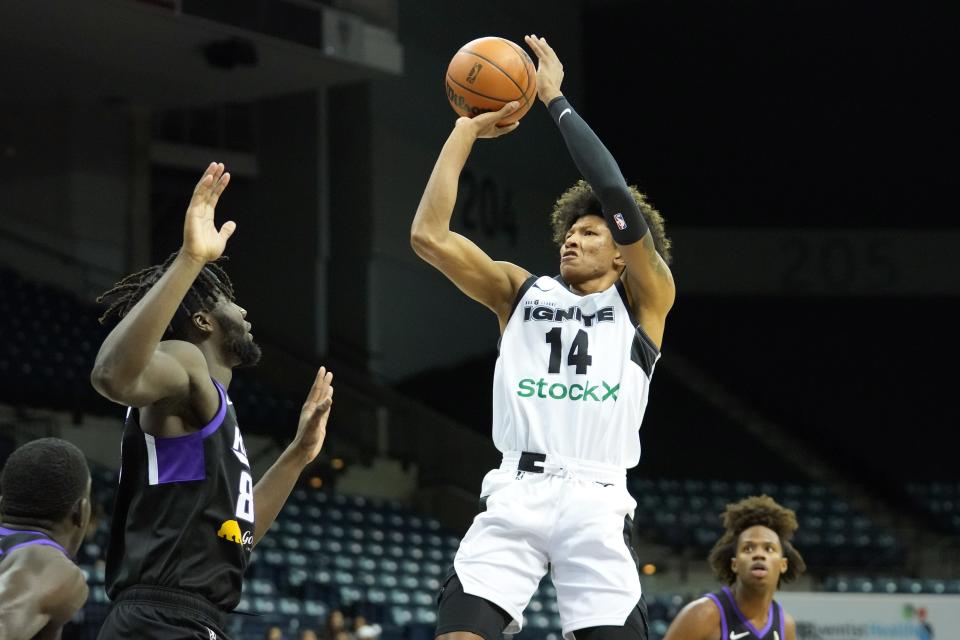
[1,517,51,534]
[1,518,73,550]
[566,272,619,296]
[197,343,234,388]
[731,582,775,623]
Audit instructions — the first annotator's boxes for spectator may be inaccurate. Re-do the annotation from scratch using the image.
[353,615,381,640]
[323,610,349,640]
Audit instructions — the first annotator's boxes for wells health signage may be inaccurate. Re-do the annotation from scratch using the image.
[777,592,958,640]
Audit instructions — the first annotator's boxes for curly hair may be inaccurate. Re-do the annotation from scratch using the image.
[707,495,807,586]
[550,180,673,265]
[97,252,236,339]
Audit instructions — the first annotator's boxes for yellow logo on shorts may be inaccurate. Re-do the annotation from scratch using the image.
[217,519,243,544]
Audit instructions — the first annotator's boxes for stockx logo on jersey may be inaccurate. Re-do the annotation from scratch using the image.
[217,519,253,549]
[517,378,620,402]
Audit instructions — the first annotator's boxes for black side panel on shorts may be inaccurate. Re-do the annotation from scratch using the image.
[622,515,641,572]
[436,570,512,640]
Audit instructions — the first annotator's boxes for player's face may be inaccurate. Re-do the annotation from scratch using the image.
[731,525,788,590]
[559,215,623,283]
[213,298,262,368]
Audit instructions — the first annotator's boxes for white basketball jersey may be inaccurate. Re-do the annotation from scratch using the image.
[492,275,660,468]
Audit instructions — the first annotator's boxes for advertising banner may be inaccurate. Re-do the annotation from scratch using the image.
[776,592,957,640]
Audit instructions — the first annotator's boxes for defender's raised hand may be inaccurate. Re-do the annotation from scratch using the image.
[182,162,235,264]
[293,366,335,464]
[524,35,564,105]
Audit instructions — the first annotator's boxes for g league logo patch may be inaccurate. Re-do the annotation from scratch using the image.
[613,213,627,230]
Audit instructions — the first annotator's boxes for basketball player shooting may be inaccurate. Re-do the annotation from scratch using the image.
[0,438,92,640]
[90,163,335,640]
[663,496,804,640]
[411,35,675,640]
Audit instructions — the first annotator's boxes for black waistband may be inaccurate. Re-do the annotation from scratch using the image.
[112,585,227,627]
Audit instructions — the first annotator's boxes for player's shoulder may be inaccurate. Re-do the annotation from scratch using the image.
[494,261,534,289]
[157,340,210,374]
[683,595,723,622]
[158,339,205,360]
[1,542,77,581]
[783,610,797,636]
[664,596,722,639]
[19,547,89,622]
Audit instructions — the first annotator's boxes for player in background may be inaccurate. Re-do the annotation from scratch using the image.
[663,495,804,640]
[0,437,92,640]
[412,34,674,640]
[91,163,335,640]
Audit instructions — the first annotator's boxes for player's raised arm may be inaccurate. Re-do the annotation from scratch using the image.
[252,366,334,545]
[410,105,532,331]
[90,163,234,409]
[526,34,675,345]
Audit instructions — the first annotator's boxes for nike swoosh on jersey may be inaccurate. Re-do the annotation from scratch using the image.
[730,632,751,640]
[558,108,572,121]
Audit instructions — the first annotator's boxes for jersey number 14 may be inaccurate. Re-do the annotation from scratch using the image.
[545,328,593,374]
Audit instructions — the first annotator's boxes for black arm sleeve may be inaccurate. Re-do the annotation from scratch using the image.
[548,95,648,245]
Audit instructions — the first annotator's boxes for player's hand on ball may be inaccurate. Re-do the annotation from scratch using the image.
[456,102,520,139]
[524,35,564,105]
[181,162,235,265]
[293,366,334,464]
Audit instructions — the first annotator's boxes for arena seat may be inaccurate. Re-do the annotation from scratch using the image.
[629,476,903,568]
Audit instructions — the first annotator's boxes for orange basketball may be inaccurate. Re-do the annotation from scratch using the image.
[445,36,538,125]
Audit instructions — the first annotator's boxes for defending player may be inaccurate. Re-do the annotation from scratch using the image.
[0,438,92,640]
[411,35,674,640]
[663,496,804,640]
[91,163,335,640]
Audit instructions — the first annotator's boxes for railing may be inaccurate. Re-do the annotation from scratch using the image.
[252,339,497,500]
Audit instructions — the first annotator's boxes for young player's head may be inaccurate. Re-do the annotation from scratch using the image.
[707,495,806,591]
[0,438,92,555]
[97,252,261,368]
[550,180,672,284]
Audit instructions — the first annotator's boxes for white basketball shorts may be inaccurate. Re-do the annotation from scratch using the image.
[453,451,642,639]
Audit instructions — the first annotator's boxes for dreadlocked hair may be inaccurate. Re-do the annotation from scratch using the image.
[96,252,236,338]
[707,494,807,586]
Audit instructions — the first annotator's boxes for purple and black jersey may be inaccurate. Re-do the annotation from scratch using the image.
[105,379,254,611]
[0,526,69,560]
[706,587,786,640]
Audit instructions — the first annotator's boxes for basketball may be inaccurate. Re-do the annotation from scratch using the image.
[445,36,538,125]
